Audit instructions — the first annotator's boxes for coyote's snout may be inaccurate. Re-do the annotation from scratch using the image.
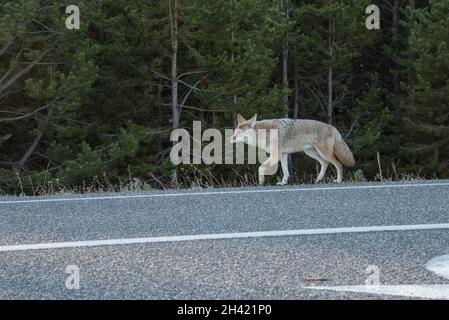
[230,114,355,185]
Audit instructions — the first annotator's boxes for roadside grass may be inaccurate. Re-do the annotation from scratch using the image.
[0,162,429,197]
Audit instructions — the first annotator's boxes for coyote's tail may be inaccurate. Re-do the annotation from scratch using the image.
[332,127,355,167]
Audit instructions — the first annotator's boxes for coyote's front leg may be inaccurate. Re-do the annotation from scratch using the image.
[258,170,265,185]
[258,156,280,186]
[258,159,269,185]
[276,154,289,185]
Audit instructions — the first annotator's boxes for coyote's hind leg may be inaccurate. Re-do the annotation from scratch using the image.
[304,148,329,183]
[315,146,343,183]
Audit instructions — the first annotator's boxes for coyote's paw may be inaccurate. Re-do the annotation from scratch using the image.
[333,179,342,184]
[276,181,288,186]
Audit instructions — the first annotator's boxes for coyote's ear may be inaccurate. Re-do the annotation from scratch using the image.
[249,114,257,127]
[236,114,246,124]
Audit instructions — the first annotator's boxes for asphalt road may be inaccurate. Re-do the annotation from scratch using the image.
[1,180,449,299]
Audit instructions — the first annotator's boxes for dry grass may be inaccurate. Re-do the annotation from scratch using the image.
[0,160,429,197]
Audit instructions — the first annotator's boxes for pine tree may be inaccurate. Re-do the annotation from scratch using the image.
[399,0,449,177]
[184,0,289,122]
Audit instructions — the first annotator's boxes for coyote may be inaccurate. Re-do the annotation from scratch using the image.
[229,114,355,185]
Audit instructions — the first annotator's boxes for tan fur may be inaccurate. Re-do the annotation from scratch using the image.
[231,115,355,185]
[331,127,355,167]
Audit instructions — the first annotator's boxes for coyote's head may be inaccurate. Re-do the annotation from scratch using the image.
[229,114,257,144]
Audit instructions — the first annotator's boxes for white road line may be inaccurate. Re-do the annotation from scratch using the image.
[306,254,449,299]
[0,182,449,205]
[1,223,448,252]
[426,254,449,280]
[304,285,449,299]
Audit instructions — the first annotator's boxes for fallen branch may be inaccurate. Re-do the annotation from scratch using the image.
[0,99,56,123]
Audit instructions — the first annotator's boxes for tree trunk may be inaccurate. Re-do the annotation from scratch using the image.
[231,0,238,124]
[282,42,289,117]
[327,65,333,123]
[0,50,48,99]
[293,63,299,119]
[169,0,179,185]
[407,0,416,107]
[157,79,163,153]
[392,0,400,94]
[280,0,294,182]
[169,0,179,130]
[327,20,334,123]
[281,0,289,117]
[392,0,400,43]
[16,105,54,171]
